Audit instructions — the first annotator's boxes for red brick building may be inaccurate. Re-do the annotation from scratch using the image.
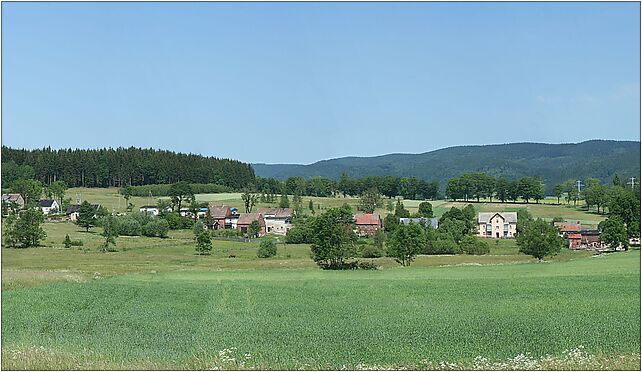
[354,213,382,237]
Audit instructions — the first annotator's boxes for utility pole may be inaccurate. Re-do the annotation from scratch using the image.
[629,177,637,189]
[576,180,583,193]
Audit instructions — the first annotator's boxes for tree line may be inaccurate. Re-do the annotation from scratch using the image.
[1,146,255,189]
[254,173,440,201]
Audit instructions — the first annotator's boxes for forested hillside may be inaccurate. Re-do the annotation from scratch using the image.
[1,147,255,188]
[253,140,640,192]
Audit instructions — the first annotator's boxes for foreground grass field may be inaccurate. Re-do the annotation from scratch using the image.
[2,251,639,370]
[1,189,634,369]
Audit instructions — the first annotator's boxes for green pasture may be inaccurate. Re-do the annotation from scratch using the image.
[2,250,640,370]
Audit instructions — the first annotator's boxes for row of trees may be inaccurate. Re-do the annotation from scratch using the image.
[2,146,255,188]
[254,174,440,200]
[446,174,546,203]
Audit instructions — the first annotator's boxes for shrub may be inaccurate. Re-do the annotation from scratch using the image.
[162,212,194,230]
[211,228,243,238]
[195,231,212,255]
[459,235,490,255]
[426,239,460,254]
[70,239,84,247]
[257,238,277,258]
[319,260,379,270]
[142,219,169,238]
[284,225,311,244]
[63,234,72,248]
[117,217,142,236]
[361,244,384,258]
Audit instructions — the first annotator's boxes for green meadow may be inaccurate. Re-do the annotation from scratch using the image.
[1,188,638,370]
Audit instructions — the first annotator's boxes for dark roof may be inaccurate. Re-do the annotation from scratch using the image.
[39,199,56,207]
[140,205,159,209]
[66,204,81,214]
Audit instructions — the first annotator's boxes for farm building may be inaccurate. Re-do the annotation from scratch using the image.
[477,212,517,238]
[256,208,293,235]
[568,230,605,250]
[236,213,266,237]
[399,217,439,229]
[39,199,59,215]
[208,205,232,229]
[1,193,25,209]
[354,213,382,237]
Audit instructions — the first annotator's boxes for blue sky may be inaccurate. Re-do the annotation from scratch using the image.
[2,2,640,164]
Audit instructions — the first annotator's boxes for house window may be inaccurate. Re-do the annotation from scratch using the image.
[486,224,492,232]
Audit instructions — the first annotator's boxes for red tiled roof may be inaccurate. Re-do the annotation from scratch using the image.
[567,233,582,239]
[354,213,380,226]
[237,213,264,225]
[554,222,582,232]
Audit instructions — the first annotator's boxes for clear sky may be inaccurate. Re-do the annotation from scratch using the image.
[2,2,640,164]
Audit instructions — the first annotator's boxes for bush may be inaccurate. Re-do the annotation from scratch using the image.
[257,238,277,258]
[361,244,384,258]
[117,217,143,236]
[142,219,169,238]
[162,212,194,230]
[284,225,311,244]
[211,228,243,238]
[426,239,460,254]
[319,260,379,270]
[70,239,84,247]
[63,234,72,248]
[459,235,490,255]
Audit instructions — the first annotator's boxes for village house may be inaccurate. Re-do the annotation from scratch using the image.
[554,221,582,237]
[208,205,232,229]
[139,205,160,216]
[477,212,517,238]
[39,199,59,215]
[1,193,25,210]
[66,203,102,221]
[568,229,606,250]
[256,207,293,235]
[354,213,382,237]
[399,217,439,229]
[236,213,266,237]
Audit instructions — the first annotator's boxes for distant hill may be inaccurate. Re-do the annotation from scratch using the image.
[253,140,640,192]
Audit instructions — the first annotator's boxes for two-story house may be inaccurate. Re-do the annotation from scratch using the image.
[477,212,517,238]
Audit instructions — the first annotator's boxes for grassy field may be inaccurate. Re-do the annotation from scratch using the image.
[2,249,640,370]
[2,188,636,370]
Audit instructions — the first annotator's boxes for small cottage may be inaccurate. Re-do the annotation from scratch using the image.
[39,199,59,215]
